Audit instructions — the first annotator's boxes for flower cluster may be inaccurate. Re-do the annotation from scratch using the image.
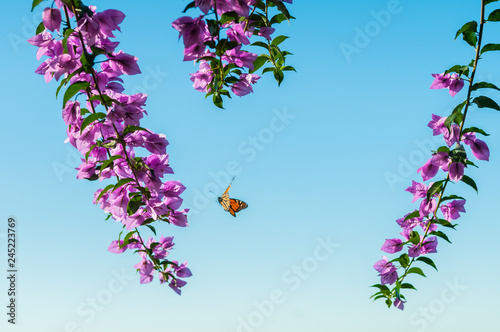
[172,0,294,108]
[372,67,493,309]
[29,0,191,292]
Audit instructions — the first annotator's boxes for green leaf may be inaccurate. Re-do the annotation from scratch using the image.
[397,253,410,268]
[127,195,143,215]
[281,65,296,72]
[471,82,500,92]
[212,93,224,109]
[262,67,274,74]
[444,113,456,131]
[271,35,289,46]
[96,184,114,202]
[472,96,500,111]
[63,81,90,108]
[440,194,465,202]
[407,267,426,277]
[62,28,74,54]
[113,178,135,191]
[145,224,157,236]
[122,230,137,247]
[465,159,479,168]
[56,68,82,99]
[461,126,490,136]
[409,231,421,245]
[430,230,452,244]
[270,13,288,25]
[80,51,95,69]
[486,0,499,5]
[80,112,106,134]
[449,145,467,162]
[250,55,268,73]
[437,146,450,153]
[404,210,421,221]
[276,1,292,20]
[452,100,467,114]
[182,1,196,13]
[435,218,457,229]
[219,89,231,97]
[220,12,240,24]
[122,125,149,136]
[88,95,115,107]
[56,77,69,99]
[385,299,392,308]
[401,283,417,291]
[250,41,270,50]
[487,8,500,21]
[395,281,401,299]
[101,139,118,149]
[274,68,284,86]
[99,155,122,175]
[427,180,444,200]
[446,65,469,77]
[416,256,438,271]
[35,21,45,35]
[455,21,478,47]
[481,43,500,54]
[370,284,390,293]
[461,174,478,193]
[31,0,44,11]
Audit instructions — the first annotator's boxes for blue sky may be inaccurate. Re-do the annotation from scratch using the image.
[1,0,500,331]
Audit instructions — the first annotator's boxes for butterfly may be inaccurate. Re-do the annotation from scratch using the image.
[218,179,248,217]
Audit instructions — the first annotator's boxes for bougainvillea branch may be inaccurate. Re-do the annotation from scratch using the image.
[371,0,500,309]
[29,0,191,293]
[172,0,295,108]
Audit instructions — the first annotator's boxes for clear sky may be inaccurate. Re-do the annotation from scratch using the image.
[1,0,500,331]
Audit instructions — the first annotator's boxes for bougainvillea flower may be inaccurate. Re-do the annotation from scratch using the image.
[222,46,258,70]
[441,199,466,221]
[408,236,438,257]
[231,73,260,96]
[107,51,141,75]
[94,9,125,38]
[430,73,464,96]
[430,151,450,167]
[463,133,490,161]
[373,256,398,285]
[190,60,213,92]
[405,180,428,203]
[448,162,465,182]
[393,298,405,310]
[419,197,436,217]
[381,238,404,254]
[42,8,62,32]
[417,158,440,181]
[172,16,207,48]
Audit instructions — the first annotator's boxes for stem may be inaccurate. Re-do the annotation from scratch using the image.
[459,0,486,136]
[66,0,168,275]
[391,0,486,300]
[212,0,225,89]
[243,5,257,33]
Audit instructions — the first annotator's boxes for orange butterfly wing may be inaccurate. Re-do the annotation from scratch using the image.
[218,184,232,211]
[228,199,248,217]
